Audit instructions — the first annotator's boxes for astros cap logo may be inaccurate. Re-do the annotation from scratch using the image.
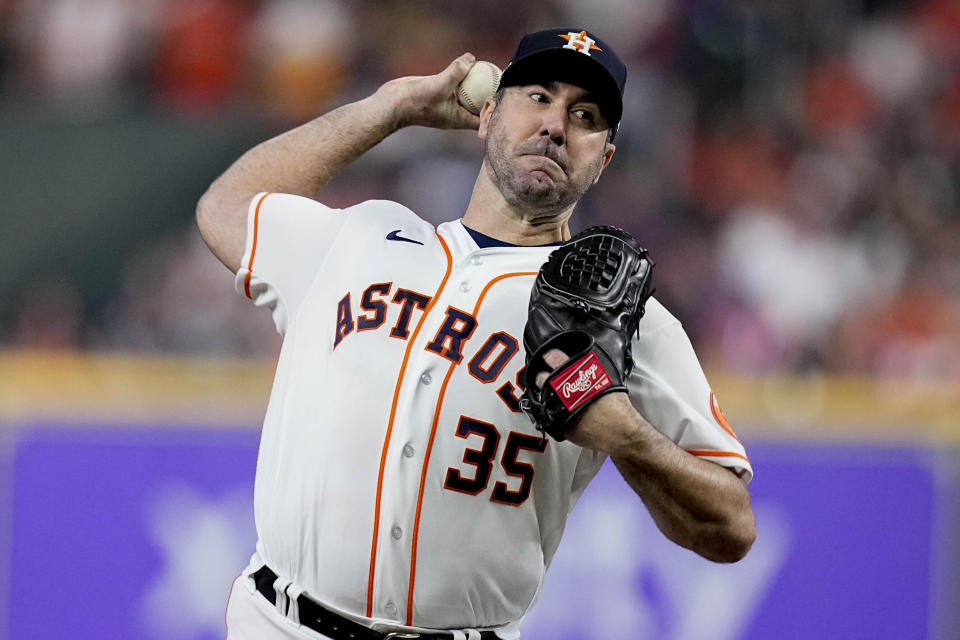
[559,30,602,56]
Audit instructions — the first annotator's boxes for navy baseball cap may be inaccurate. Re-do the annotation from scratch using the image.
[499,28,627,134]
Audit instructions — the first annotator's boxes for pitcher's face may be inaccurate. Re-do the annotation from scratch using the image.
[479,82,615,217]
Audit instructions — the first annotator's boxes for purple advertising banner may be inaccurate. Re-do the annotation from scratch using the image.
[4,422,260,640]
[522,440,958,640]
[2,423,957,640]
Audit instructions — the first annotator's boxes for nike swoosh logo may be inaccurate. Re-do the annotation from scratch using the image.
[386,229,423,245]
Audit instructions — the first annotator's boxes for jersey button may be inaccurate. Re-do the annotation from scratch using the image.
[459,281,471,293]
[402,444,415,458]
[420,372,432,385]
[391,526,403,540]
[470,255,482,266]
[385,602,398,617]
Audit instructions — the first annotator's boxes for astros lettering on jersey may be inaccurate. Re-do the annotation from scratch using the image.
[232,191,752,637]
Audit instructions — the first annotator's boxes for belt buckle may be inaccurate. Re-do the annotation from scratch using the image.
[383,634,421,639]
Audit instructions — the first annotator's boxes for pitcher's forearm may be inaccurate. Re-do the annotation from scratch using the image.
[570,393,756,562]
[211,94,402,206]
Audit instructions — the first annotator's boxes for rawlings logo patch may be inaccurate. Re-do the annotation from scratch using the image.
[550,352,611,411]
[562,363,600,396]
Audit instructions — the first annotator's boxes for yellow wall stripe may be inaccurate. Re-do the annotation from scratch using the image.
[1,351,958,442]
[0,350,273,427]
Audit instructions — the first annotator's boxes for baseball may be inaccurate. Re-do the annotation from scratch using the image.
[457,61,502,115]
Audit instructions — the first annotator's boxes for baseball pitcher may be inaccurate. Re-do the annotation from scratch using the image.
[197,28,755,640]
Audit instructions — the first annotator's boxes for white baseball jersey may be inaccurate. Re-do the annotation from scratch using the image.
[234,191,752,636]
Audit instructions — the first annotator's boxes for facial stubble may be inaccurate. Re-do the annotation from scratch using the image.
[483,108,607,217]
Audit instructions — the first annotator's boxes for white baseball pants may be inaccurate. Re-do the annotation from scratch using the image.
[225,572,334,640]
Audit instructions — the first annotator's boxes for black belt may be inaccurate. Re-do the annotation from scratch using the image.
[252,566,499,640]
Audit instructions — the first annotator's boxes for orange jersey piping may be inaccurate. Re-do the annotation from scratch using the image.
[243,192,271,299]
[406,271,537,625]
[709,390,740,441]
[365,233,453,618]
[686,449,751,463]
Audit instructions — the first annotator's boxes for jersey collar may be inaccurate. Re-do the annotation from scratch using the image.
[459,221,565,249]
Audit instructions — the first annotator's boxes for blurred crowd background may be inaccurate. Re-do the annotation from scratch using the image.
[2,4,958,639]
[1,0,959,384]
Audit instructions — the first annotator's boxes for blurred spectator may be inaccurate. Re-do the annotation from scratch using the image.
[0,0,17,92]
[8,276,84,350]
[690,127,788,217]
[715,202,875,372]
[246,0,353,122]
[848,16,926,111]
[152,0,257,113]
[14,0,159,112]
[803,58,875,139]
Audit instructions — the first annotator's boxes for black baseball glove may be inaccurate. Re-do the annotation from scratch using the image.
[520,226,654,441]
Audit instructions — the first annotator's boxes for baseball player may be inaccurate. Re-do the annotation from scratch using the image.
[198,28,755,640]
